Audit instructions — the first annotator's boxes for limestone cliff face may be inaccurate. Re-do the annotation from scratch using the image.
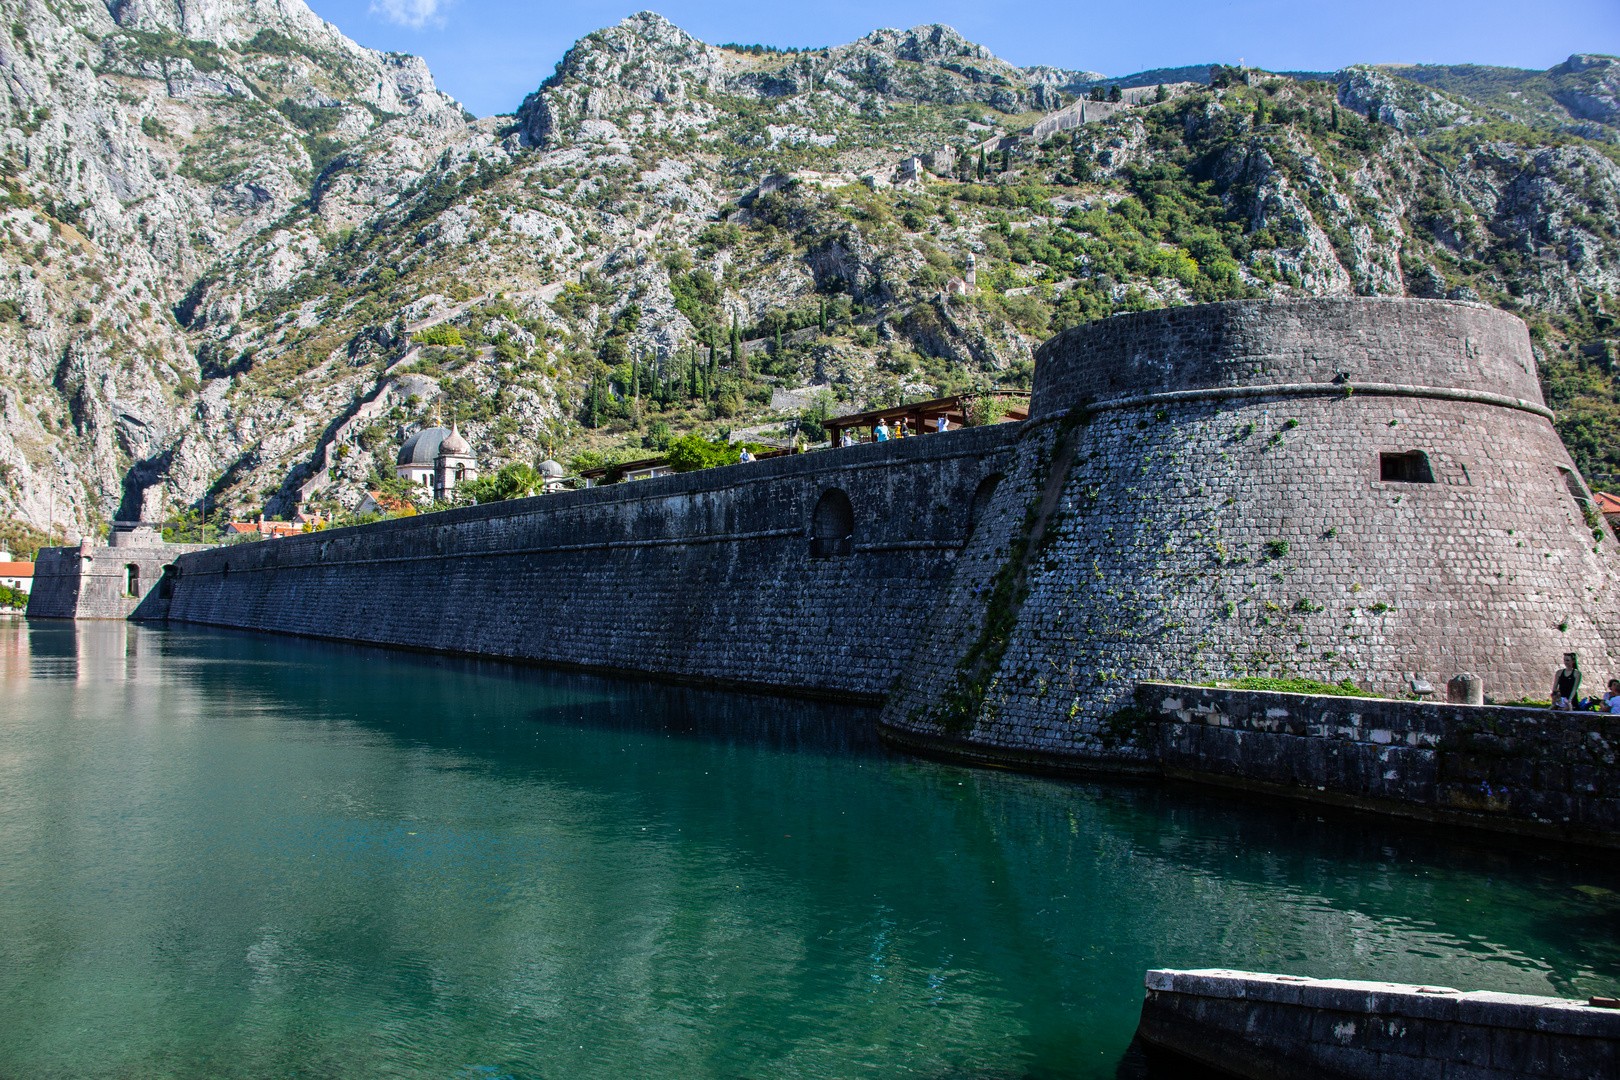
[0,0,470,533]
[0,6,1617,539]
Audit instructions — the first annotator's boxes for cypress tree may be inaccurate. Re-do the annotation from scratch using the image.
[976,148,985,180]
[729,316,740,370]
[1332,104,1340,131]
[632,350,641,401]
[818,296,827,333]
[1001,147,1010,173]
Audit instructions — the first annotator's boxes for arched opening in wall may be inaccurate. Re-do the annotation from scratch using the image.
[125,564,140,598]
[811,488,854,558]
[157,564,177,600]
[967,474,1002,537]
[1380,451,1434,484]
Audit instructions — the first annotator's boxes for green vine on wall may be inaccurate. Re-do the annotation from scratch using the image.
[931,414,1086,733]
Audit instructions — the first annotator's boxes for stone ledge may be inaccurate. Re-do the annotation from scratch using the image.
[1146,970,1620,1037]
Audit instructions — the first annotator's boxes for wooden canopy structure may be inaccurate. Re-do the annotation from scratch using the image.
[824,392,1030,445]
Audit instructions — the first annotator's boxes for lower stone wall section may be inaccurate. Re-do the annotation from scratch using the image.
[165,427,1017,701]
[1139,682,1620,847]
[26,548,81,619]
[1137,968,1620,1080]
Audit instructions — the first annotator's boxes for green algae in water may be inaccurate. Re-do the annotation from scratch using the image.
[2,619,1619,1080]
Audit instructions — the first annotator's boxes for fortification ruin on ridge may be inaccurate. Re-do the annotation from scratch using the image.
[31,298,1620,774]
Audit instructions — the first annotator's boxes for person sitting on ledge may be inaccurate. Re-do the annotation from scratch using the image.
[1552,652,1582,710]
[1605,679,1620,714]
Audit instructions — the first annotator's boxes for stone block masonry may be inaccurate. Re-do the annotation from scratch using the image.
[164,426,1018,702]
[881,299,1620,769]
[29,540,206,621]
[59,298,1620,825]
[1137,968,1620,1080]
[1139,683,1620,849]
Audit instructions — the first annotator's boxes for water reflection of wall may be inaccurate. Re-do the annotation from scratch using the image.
[0,615,28,683]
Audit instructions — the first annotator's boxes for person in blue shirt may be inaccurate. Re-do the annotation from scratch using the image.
[874,421,890,441]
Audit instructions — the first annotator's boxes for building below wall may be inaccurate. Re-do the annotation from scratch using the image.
[0,547,32,600]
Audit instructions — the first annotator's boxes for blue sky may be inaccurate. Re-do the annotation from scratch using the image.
[303,0,1620,117]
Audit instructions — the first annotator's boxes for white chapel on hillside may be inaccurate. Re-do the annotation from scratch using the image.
[395,425,479,501]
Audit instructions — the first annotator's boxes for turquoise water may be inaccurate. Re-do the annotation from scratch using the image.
[3,619,1620,1080]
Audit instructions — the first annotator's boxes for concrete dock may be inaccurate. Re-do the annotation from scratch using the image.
[1137,968,1620,1079]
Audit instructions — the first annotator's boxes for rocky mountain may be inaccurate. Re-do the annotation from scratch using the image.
[0,4,1617,547]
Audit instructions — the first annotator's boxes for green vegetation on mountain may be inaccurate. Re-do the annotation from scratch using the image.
[0,4,1616,536]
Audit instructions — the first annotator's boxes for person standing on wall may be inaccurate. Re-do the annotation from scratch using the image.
[874,420,890,442]
[1552,653,1582,710]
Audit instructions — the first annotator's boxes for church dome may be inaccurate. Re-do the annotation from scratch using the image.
[538,459,564,478]
[438,426,472,457]
[397,427,451,466]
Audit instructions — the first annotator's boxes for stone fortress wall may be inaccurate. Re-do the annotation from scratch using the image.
[29,525,208,621]
[880,298,1620,769]
[43,298,1619,786]
[159,426,1019,701]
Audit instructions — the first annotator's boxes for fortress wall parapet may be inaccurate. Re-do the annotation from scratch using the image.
[881,299,1620,767]
[1027,297,1544,421]
[166,425,1018,700]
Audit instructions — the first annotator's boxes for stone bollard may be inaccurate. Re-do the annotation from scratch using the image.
[1447,673,1484,705]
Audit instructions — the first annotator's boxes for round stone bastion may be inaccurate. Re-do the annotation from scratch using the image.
[880,297,1620,771]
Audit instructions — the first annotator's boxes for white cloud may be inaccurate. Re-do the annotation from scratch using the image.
[369,0,446,29]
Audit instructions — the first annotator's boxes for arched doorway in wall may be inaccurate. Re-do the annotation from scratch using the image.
[967,474,1003,537]
[125,564,141,598]
[811,488,854,558]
